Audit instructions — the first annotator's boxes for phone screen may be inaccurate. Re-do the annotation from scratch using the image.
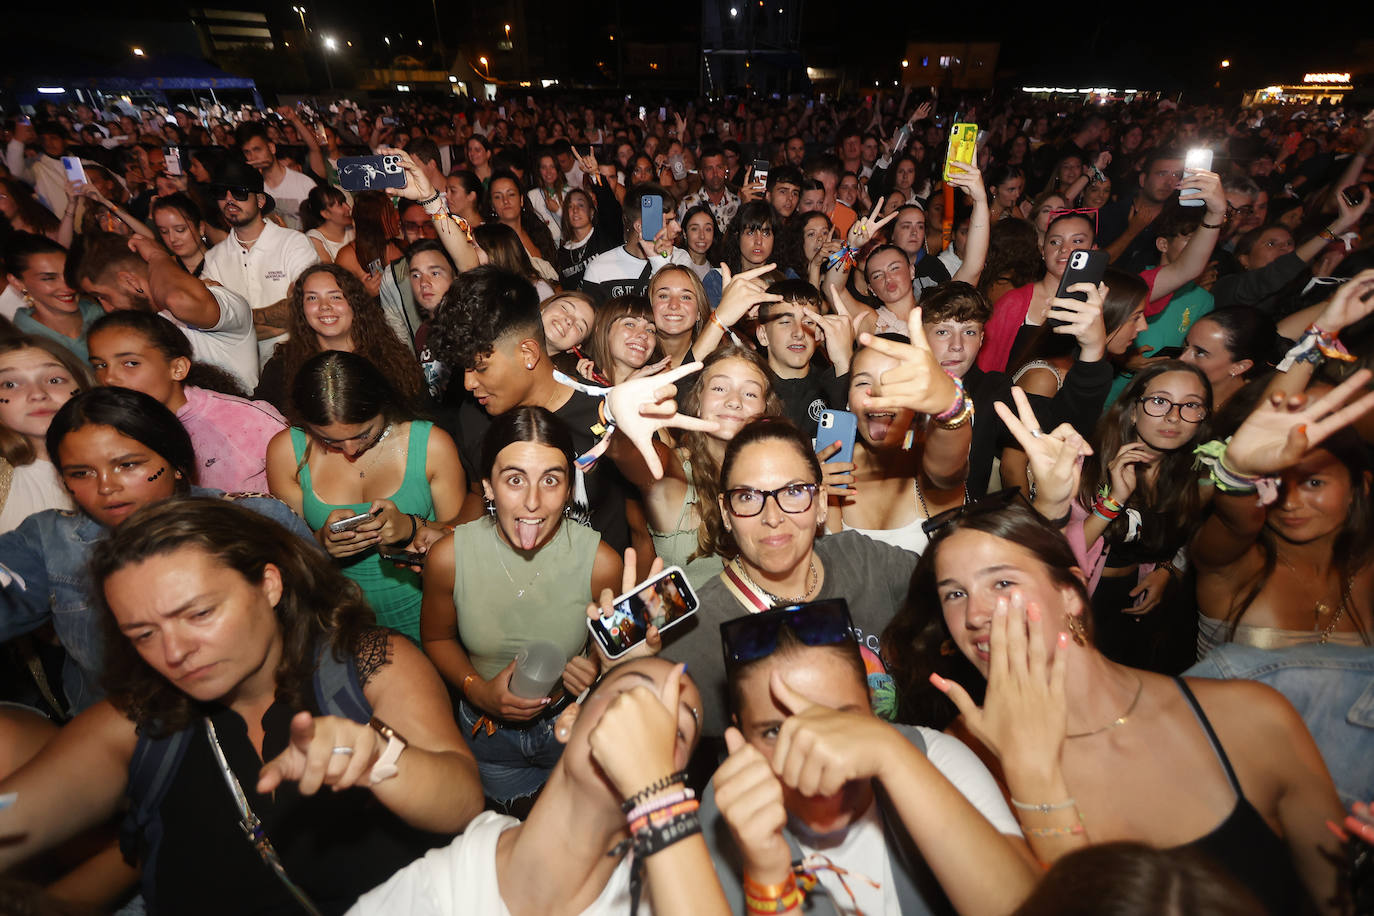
[588,567,698,659]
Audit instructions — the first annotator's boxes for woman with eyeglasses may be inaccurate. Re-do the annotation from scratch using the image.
[880,473,1347,915]
[650,415,921,740]
[1064,361,1213,671]
[701,599,1038,915]
[266,350,465,642]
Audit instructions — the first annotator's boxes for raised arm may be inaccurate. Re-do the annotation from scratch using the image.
[1150,169,1224,301]
[691,263,784,357]
[947,161,991,287]
[128,234,221,328]
[382,147,480,273]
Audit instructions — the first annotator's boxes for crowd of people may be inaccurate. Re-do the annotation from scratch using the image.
[0,84,1372,914]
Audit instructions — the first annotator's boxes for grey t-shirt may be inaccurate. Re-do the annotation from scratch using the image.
[663,530,918,737]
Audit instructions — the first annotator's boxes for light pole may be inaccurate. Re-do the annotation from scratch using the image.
[322,35,336,90]
[479,56,491,81]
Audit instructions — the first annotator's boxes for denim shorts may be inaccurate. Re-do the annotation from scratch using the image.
[457,697,568,805]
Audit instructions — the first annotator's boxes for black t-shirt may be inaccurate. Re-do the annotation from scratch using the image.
[773,367,849,439]
[912,250,952,299]
[450,387,633,553]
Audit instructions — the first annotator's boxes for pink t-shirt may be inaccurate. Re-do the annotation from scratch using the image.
[176,386,287,493]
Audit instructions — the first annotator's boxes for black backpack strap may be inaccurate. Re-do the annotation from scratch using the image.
[121,728,194,911]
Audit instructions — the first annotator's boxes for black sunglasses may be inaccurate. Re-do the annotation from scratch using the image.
[720,598,854,670]
[921,486,1023,535]
[214,186,253,202]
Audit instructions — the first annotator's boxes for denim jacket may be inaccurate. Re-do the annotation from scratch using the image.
[0,488,313,715]
[1186,642,1374,808]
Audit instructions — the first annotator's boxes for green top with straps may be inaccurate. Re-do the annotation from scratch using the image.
[290,421,435,641]
[647,456,725,587]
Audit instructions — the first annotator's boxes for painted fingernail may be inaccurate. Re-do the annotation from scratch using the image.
[929,673,946,689]
[541,698,551,705]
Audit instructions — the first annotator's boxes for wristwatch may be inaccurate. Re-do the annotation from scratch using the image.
[368,717,408,785]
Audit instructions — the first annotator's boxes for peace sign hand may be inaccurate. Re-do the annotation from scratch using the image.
[993,386,1092,520]
[716,262,784,327]
[846,199,898,248]
[855,322,959,417]
[605,362,721,479]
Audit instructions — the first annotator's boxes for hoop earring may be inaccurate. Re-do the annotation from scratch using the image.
[1065,613,1087,647]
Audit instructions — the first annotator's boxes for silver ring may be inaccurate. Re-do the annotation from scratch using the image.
[1030,428,1045,438]
[331,746,355,756]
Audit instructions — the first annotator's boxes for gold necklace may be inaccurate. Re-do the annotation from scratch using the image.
[1066,674,1144,739]
[1314,576,1354,643]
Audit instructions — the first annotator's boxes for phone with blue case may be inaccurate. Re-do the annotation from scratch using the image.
[640,194,663,242]
[815,409,857,486]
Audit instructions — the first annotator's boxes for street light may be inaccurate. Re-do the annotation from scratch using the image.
[1221,59,1231,68]
[292,5,307,32]
[323,35,337,50]
[132,47,145,57]
[901,59,909,68]
[321,35,337,90]
[479,56,491,80]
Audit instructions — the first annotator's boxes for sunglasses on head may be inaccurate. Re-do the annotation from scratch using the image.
[921,486,1024,536]
[214,186,253,202]
[1046,206,1099,235]
[720,598,854,671]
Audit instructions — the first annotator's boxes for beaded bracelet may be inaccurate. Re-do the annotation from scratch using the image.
[417,190,442,210]
[931,374,975,430]
[625,788,696,824]
[620,770,689,813]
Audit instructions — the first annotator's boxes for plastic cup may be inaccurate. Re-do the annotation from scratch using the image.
[508,640,567,698]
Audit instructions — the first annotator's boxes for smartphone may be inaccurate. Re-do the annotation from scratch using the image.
[659,106,667,121]
[61,156,87,185]
[366,258,383,276]
[752,158,770,186]
[942,123,978,182]
[815,409,858,485]
[381,117,397,126]
[1342,183,1369,208]
[1151,346,1184,359]
[337,154,406,191]
[1180,148,1213,207]
[586,566,699,660]
[327,509,379,534]
[640,194,664,241]
[163,145,184,178]
[1052,249,1109,329]
[384,550,427,567]
[638,106,647,121]
[498,106,507,119]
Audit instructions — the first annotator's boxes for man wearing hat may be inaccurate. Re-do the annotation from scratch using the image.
[201,156,319,365]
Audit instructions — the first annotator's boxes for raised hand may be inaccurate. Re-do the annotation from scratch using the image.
[586,547,665,668]
[562,655,599,696]
[1223,369,1374,477]
[1047,281,1108,362]
[1314,269,1374,334]
[377,147,436,202]
[713,728,792,881]
[944,160,988,205]
[854,323,960,417]
[587,662,689,800]
[604,363,721,479]
[574,145,598,176]
[801,302,855,372]
[993,386,1092,519]
[816,440,856,495]
[846,199,898,249]
[768,671,892,797]
[1106,442,1158,502]
[715,262,784,327]
[257,711,382,795]
[930,590,1069,774]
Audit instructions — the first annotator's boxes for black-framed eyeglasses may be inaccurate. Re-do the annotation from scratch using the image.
[214,186,253,202]
[922,486,1023,535]
[722,482,819,518]
[1136,395,1208,423]
[720,598,854,671]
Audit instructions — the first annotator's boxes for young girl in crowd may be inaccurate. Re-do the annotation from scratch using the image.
[540,290,597,366]
[486,172,558,280]
[679,204,723,282]
[473,223,555,301]
[419,407,621,810]
[334,190,406,299]
[1069,361,1214,671]
[149,193,210,277]
[4,235,102,361]
[0,497,482,915]
[648,263,712,368]
[301,184,356,263]
[586,295,665,386]
[266,350,465,642]
[0,336,91,532]
[0,387,312,716]
[87,311,286,494]
[256,264,426,415]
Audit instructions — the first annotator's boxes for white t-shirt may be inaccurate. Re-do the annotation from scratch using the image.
[265,167,320,230]
[201,220,319,364]
[0,284,25,321]
[163,285,261,389]
[581,245,692,300]
[0,460,72,534]
[346,811,647,916]
[791,727,1020,915]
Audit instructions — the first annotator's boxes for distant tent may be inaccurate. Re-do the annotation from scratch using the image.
[19,54,257,92]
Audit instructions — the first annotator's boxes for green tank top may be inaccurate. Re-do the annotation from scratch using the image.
[450,517,601,681]
[647,457,724,587]
[291,421,436,641]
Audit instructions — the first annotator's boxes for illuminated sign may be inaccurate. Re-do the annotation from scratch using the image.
[1303,73,1351,83]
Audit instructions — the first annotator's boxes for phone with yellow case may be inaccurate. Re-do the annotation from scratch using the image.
[943,123,978,182]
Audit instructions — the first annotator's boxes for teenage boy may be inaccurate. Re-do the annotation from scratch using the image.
[432,266,634,552]
[754,280,852,437]
[581,183,692,302]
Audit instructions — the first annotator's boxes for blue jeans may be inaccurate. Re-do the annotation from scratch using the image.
[1186,642,1374,808]
[457,698,566,805]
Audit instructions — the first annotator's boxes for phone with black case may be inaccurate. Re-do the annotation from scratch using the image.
[1050,249,1108,329]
